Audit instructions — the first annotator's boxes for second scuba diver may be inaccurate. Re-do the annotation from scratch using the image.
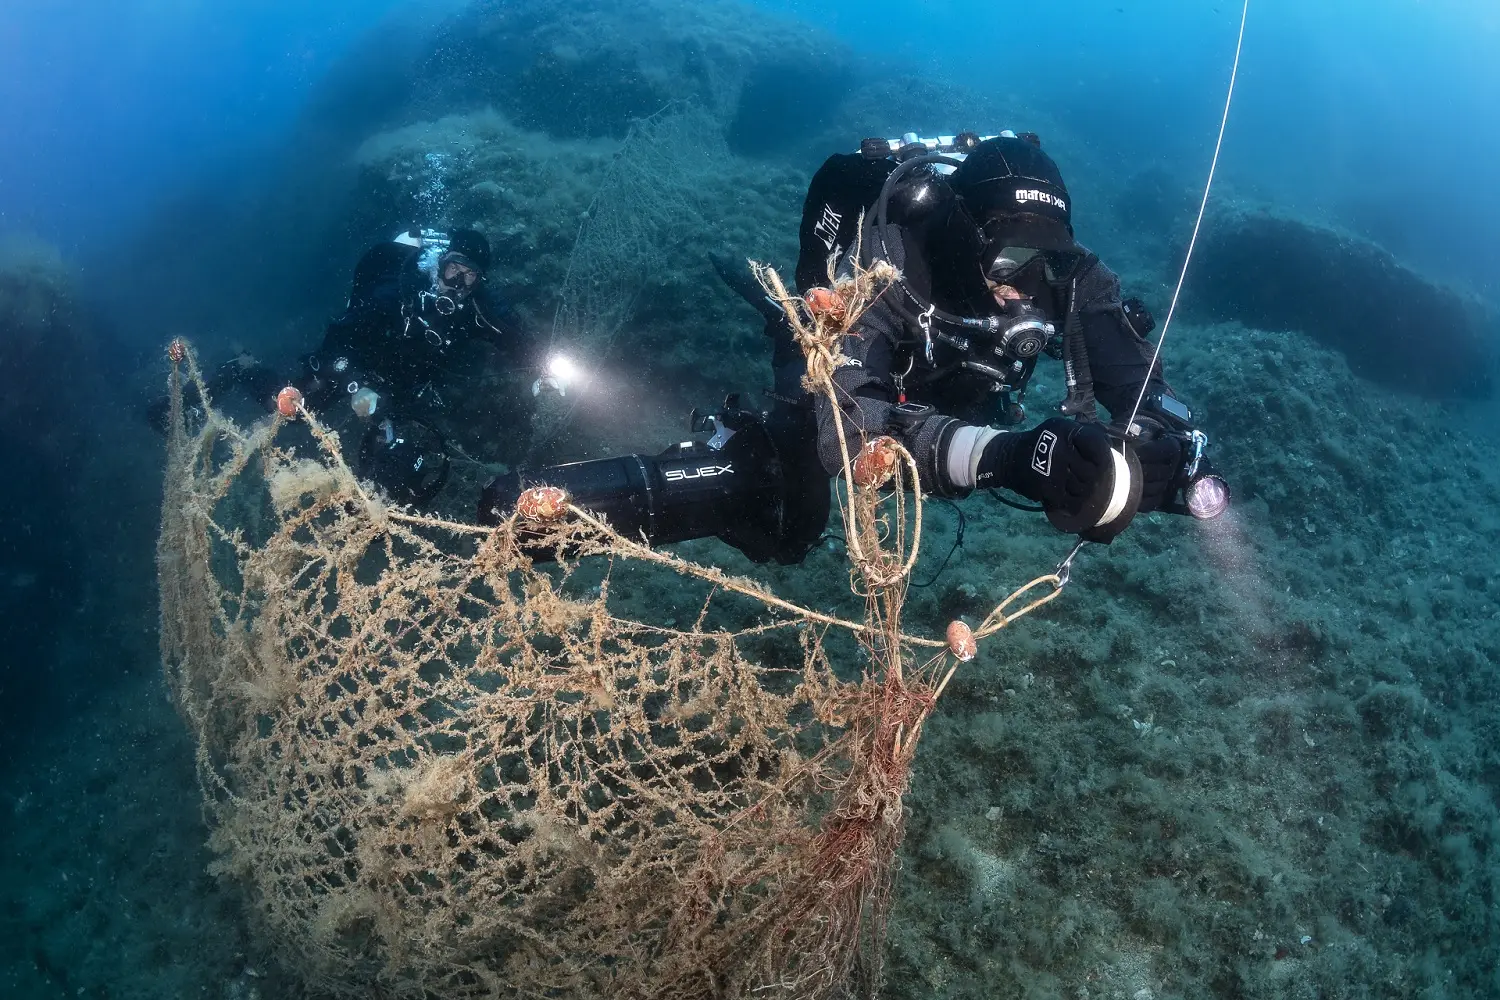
[157,228,543,506]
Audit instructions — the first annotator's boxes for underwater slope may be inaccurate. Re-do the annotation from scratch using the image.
[408,0,857,143]
[5,305,1497,1000]
[108,0,1047,399]
[0,245,162,754]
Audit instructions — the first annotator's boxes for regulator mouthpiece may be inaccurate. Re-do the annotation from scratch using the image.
[1185,474,1231,520]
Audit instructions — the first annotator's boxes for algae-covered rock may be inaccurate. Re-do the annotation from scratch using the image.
[1189,210,1496,398]
[350,110,615,296]
[415,0,856,142]
[0,241,111,737]
[0,238,103,474]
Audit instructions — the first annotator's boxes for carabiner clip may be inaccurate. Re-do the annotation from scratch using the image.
[1184,428,1209,480]
[893,355,914,404]
[1054,538,1088,588]
[918,304,936,364]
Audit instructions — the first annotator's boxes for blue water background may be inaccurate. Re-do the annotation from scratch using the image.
[2,0,1495,295]
[0,0,454,252]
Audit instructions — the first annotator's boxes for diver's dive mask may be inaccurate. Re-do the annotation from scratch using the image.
[984,239,1085,287]
[869,152,1066,392]
[436,252,481,301]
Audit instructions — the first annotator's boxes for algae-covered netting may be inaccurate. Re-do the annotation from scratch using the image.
[156,258,1062,999]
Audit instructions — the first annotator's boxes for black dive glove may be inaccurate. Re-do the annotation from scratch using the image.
[1134,434,1187,513]
[976,417,1114,515]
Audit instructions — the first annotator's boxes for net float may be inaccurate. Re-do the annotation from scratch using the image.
[515,485,570,523]
[946,620,977,661]
[852,436,899,489]
[276,386,304,419]
[803,286,847,323]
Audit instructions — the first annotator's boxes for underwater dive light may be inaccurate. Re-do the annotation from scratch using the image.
[547,354,582,389]
[1177,428,1230,520]
[534,353,585,396]
[1184,474,1231,520]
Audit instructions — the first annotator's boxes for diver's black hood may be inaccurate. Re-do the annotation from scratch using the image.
[950,136,1081,266]
[919,201,994,316]
[445,228,493,273]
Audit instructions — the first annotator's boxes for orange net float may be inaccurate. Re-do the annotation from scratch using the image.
[946,620,977,661]
[803,286,847,324]
[167,339,187,365]
[276,386,304,419]
[514,486,570,524]
[851,436,900,489]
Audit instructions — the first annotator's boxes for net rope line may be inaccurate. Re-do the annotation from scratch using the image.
[156,15,1247,983]
[536,103,734,456]
[750,244,1066,640]
[169,319,1061,661]
[745,240,1068,643]
[162,383,893,995]
[1124,0,1251,430]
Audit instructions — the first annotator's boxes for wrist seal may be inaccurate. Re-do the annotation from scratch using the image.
[943,424,1002,491]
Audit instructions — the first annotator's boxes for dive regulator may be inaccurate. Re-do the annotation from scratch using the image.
[860,127,1230,533]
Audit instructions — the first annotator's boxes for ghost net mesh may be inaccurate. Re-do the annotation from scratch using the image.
[552,103,729,353]
[156,254,1064,999]
[532,103,732,449]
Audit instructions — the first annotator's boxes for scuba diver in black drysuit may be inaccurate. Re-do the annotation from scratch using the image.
[156,228,542,506]
[479,132,1225,556]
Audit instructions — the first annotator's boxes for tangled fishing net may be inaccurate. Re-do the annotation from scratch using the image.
[157,247,1064,999]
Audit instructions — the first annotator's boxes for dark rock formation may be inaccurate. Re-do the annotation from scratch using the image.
[0,249,101,742]
[1189,211,1495,399]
